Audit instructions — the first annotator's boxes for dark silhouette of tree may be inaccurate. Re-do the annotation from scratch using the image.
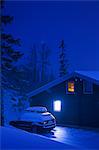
[24,43,54,89]
[1,0,23,125]
[40,42,51,82]
[59,40,69,77]
[29,45,38,82]
[1,21,23,71]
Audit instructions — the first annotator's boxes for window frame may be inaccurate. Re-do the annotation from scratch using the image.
[83,80,93,94]
[66,81,75,94]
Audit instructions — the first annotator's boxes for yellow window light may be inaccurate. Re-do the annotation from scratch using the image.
[68,82,74,92]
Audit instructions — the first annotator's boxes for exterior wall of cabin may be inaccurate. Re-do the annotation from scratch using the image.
[30,77,99,128]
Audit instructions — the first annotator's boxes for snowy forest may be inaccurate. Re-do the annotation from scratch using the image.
[1,1,69,126]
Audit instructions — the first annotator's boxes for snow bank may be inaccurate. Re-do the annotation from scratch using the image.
[2,89,29,126]
[0,127,76,150]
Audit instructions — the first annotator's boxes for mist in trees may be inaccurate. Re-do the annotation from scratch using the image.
[25,39,69,89]
[1,1,69,94]
[27,42,55,87]
[1,0,70,126]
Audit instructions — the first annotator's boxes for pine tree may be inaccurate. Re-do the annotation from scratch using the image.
[1,19,23,72]
[1,0,23,87]
[59,40,69,77]
[1,0,23,125]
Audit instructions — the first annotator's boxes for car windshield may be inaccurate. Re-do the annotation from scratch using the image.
[25,107,47,113]
[36,111,47,113]
[25,110,47,113]
[25,110,35,112]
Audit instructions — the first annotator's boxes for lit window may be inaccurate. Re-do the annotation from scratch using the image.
[54,100,61,112]
[68,81,74,93]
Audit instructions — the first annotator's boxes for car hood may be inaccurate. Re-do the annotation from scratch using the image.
[41,112,55,121]
[21,112,55,122]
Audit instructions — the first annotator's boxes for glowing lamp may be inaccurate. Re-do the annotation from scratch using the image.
[54,100,61,112]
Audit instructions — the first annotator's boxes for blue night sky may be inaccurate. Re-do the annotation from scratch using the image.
[4,1,99,72]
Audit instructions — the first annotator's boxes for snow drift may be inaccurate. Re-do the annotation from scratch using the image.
[0,127,76,149]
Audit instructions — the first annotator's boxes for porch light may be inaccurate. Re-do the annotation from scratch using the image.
[54,100,61,112]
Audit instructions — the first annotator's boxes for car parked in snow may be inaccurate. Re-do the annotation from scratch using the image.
[10,106,56,132]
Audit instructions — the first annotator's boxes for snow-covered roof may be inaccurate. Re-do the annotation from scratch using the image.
[27,71,99,98]
[75,71,99,81]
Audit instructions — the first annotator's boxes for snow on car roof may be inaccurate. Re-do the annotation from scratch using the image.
[26,107,47,112]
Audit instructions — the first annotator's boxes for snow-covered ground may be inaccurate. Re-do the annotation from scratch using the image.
[0,126,77,150]
[1,126,99,149]
[42,126,99,149]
